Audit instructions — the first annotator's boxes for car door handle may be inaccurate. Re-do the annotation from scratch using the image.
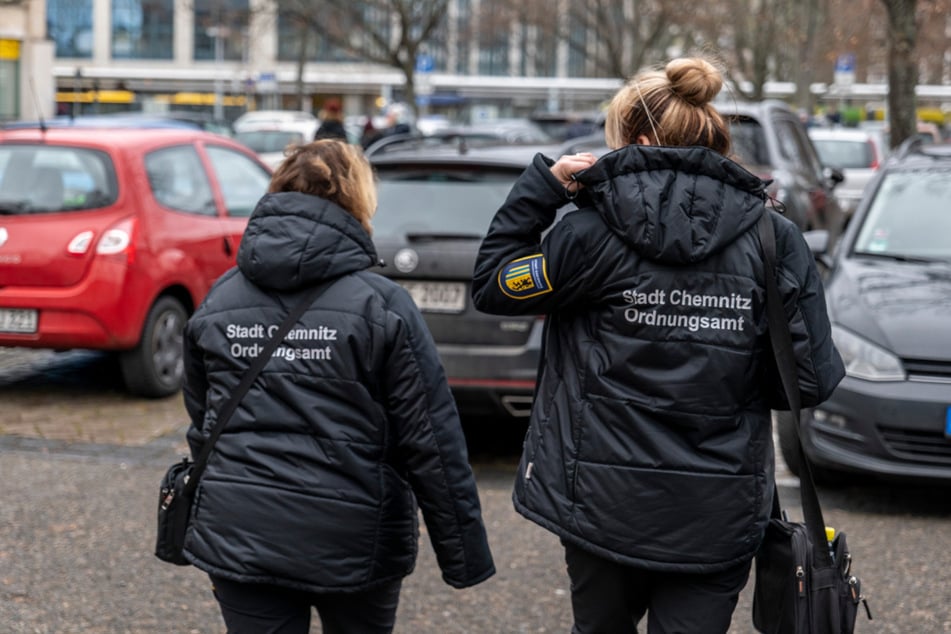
[223,236,234,257]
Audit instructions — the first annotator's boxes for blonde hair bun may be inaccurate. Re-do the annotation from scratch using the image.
[665,57,722,107]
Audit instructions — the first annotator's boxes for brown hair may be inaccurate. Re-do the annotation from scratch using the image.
[268,140,377,235]
[604,57,730,155]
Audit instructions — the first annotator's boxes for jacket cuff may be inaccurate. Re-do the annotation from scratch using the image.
[531,153,573,203]
[443,564,496,589]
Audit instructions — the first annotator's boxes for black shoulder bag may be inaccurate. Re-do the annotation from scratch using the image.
[752,213,872,633]
[155,278,337,566]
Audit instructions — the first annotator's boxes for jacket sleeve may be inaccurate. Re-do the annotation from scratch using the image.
[471,152,594,315]
[182,321,209,459]
[382,288,496,589]
[769,216,846,409]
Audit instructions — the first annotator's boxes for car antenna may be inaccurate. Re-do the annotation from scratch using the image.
[28,75,48,134]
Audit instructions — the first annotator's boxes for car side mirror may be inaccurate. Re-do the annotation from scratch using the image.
[803,229,834,270]
[823,166,845,188]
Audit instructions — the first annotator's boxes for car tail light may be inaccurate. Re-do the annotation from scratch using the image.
[67,231,95,255]
[97,217,136,262]
[868,140,879,170]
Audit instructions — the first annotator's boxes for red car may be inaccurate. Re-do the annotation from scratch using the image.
[0,125,272,397]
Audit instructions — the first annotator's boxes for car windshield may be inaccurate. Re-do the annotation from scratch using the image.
[811,139,874,169]
[235,130,305,153]
[0,145,117,214]
[373,169,520,240]
[727,118,770,166]
[854,169,951,261]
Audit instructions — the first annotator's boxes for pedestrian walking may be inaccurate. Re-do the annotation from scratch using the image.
[181,139,495,634]
[314,98,348,141]
[471,56,844,633]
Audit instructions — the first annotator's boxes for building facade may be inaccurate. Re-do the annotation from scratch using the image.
[1,0,55,122]
[38,0,622,121]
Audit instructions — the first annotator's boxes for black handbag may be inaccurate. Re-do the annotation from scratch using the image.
[751,213,872,633]
[155,278,338,566]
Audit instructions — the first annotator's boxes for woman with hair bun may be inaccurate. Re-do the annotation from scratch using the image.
[472,57,843,631]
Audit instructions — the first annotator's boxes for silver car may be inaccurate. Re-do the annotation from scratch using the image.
[808,127,888,224]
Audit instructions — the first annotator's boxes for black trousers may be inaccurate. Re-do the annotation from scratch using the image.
[563,541,752,634]
[209,574,402,634]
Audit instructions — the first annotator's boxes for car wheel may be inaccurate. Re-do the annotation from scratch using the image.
[120,296,186,398]
[776,410,804,477]
[775,409,842,485]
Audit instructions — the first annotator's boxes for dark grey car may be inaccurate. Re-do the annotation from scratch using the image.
[370,144,569,419]
[777,139,951,485]
[715,100,845,234]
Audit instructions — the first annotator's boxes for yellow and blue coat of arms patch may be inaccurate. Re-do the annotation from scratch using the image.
[498,254,553,299]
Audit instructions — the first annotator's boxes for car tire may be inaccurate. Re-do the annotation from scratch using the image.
[775,409,841,485]
[120,296,187,398]
[776,410,804,476]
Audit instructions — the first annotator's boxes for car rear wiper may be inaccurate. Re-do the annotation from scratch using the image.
[406,232,484,242]
[0,201,29,215]
[854,251,940,264]
[390,173,483,183]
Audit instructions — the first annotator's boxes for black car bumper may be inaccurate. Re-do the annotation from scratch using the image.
[802,375,951,484]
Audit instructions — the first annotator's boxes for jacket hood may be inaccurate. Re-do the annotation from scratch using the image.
[575,145,769,265]
[237,191,378,291]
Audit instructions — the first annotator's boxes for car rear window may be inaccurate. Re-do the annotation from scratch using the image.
[235,130,305,153]
[0,144,117,214]
[811,139,874,169]
[373,168,521,239]
[727,118,770,167]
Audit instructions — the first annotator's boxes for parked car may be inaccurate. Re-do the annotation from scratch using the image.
[369,142,567,419]
[0,125,272,397]
[529,110,603,141]
[233,109,319,142]
[858,119,944,149]
[364,119,554,157]
[2,112,232,134]
[808,127,888,222]
[777,139,951,485]
[234,128,305,169]
[716,100,845,233]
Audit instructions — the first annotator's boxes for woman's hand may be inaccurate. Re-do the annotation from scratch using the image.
[550,152,598,195]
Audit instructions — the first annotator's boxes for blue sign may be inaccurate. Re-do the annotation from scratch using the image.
[415,54,434,73]
[945,406,951,438]
[835,54,856,73]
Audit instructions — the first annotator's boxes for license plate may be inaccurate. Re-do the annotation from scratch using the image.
[946,407,951,438]
[0,308,38,333]
[399,281,466,313]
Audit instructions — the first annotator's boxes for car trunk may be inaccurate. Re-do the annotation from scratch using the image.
[374,240,537,348]
[0,211,123,287]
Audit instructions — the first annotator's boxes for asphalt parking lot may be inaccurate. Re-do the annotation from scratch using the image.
[2,348,950,633]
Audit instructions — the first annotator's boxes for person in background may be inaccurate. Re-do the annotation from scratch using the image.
[314,98,348,141]
[182,139,495,634]
[471,56,844,633]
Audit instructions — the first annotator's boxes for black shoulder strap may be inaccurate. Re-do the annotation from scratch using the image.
[182,277,338,497]
[757,212,834,567]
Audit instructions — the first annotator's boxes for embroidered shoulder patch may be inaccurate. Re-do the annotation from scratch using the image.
[498,254,553,299]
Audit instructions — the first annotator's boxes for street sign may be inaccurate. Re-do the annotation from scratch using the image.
[257,72,277,93]
[415,53,434,73]
[834,53,856,88]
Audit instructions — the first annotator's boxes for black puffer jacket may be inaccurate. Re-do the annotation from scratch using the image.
[472,145,844,573]
[182,191,495,592]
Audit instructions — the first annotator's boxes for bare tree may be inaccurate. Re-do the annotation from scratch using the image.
[566,0,670,79]
[273,0,449,118]
[880,0,918,148]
